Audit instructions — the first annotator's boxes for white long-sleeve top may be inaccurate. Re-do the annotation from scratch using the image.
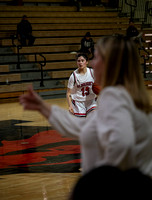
[49,86,152,176]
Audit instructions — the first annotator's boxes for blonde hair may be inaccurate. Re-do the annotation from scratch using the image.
[96,35,150,113]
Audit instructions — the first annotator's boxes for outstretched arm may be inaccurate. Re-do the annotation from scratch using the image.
[19,85,86,139]
[19,85,51,119]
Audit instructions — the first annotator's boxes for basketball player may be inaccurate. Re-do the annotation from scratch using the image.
[66,53,97,117]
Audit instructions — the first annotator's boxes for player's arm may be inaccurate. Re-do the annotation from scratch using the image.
[66,87,74,114]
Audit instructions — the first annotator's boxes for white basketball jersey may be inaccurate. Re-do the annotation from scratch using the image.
[68,68,96,101]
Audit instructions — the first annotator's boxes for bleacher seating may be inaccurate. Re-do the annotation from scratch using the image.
[0,3,152,102]
[0,65,9,72]
[23,0,69,2]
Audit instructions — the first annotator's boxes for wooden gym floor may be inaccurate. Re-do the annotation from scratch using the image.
[0,98,81,200]
[0,89,152,200]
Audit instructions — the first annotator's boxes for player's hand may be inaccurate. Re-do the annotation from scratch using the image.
[69,105,74,115]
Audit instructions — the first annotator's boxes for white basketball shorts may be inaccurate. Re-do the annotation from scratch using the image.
[72,98,97,117]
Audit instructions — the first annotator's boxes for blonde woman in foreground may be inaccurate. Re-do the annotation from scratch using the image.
[20,35,152,199]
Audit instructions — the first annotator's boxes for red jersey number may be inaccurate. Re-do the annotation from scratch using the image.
[81,87,90,96]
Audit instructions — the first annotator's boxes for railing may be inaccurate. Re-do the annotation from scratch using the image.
[144,1,152,25]
[119,0,152,25]
[125,0,137,19]
[35,53,46,87]
[125,0,137,7]
[11,34,22,69]
[11,35,46,86]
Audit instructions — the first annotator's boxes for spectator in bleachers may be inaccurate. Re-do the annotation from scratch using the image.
[79,32,94,59]
[126,19,144,48]
[71,0,82,11]
[17,15,35,46]
[126,19,139,38]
